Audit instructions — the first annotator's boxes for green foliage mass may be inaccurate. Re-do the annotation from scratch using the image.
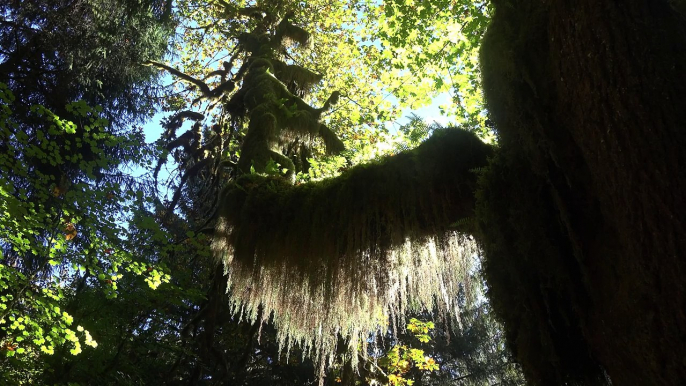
[359,0,491,131]
[0,83,175,383]
[0,0,174,126]
[0,1,177,383]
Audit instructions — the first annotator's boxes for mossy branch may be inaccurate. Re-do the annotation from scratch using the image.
[144,60,235,102]
[217,128,491,268]
[212,128,493,365]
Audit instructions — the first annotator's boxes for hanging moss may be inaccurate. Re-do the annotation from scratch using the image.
[212,128,491,367]
[276,17,312,48]
[271,60,323,95]
[235,58,344,180]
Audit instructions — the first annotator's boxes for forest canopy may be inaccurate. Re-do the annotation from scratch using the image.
[0,1,514,384]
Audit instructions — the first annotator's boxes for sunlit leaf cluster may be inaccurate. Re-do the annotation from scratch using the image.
[379,318,440,385]
[0,84,173,381]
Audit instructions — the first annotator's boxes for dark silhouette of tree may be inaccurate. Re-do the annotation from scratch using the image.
[478,1,686,385]
[0,0,174,125]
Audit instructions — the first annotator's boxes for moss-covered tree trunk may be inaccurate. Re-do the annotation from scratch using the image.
[479,1,686,385]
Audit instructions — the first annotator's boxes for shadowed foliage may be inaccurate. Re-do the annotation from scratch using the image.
[0,0,174,126]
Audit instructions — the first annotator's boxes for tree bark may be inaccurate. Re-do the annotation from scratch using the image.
[479,1,686,385]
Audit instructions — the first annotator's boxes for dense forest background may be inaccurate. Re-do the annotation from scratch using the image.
[2,1,685,385]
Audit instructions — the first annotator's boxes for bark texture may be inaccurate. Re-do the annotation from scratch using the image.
[479,1,686,385]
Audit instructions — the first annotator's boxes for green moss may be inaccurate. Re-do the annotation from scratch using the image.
[271,60,323,94]
[236,57,344,179]
[220,128,490,268]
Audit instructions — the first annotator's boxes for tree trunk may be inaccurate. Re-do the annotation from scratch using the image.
[479,1,686,385]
